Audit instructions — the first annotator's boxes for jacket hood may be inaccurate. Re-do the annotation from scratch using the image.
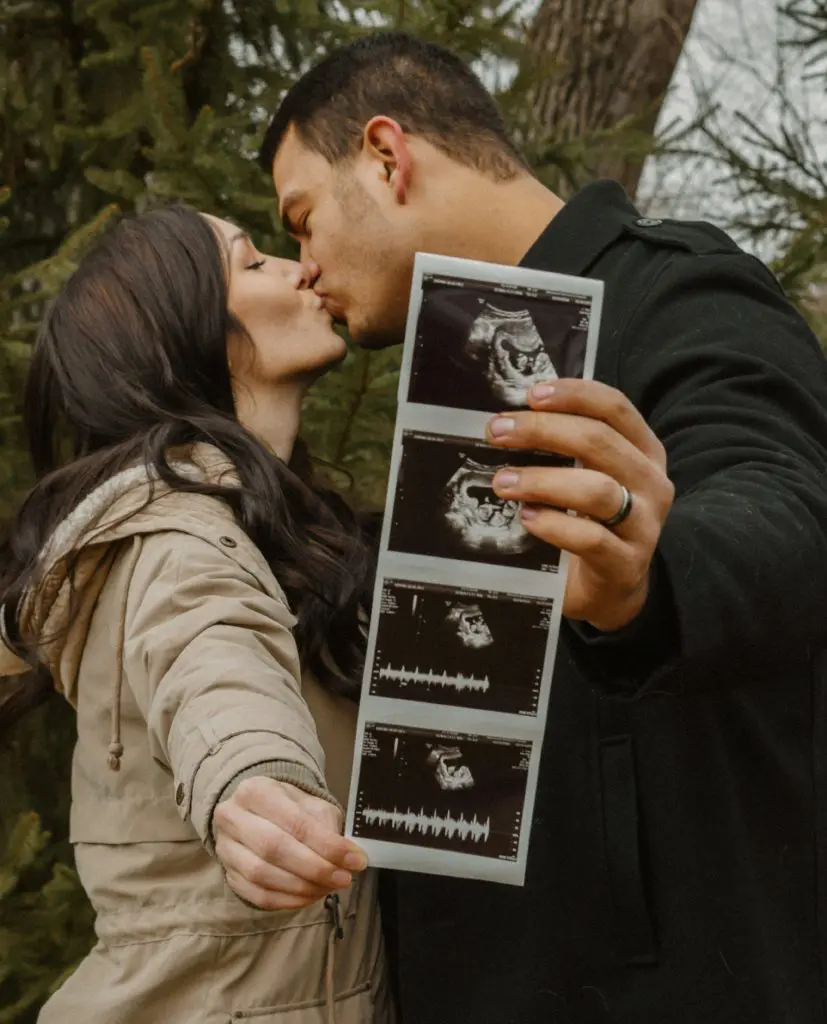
[0,444,238,704]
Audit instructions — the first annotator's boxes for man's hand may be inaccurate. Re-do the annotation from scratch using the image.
[487,379,674,633]
[213,777,367,911]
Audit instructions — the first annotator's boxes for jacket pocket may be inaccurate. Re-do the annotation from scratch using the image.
[598,722,658,966]
[229,982,374,1022]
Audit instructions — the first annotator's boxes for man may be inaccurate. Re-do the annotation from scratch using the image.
[257,32,827,1023]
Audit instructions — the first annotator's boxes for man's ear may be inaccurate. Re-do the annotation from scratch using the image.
[362,116,412,204]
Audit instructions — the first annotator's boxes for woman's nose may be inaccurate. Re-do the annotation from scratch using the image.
[281,260,312,289]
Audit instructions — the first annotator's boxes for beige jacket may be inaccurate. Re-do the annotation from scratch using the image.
[0,446,393,1024]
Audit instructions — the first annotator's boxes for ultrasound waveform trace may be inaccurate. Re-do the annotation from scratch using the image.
[370,579,552,714]
[407,275,591,413]
[353,723,530,859]
[378,663,491,693]
[361,806,491,843]
[389,432,566,573]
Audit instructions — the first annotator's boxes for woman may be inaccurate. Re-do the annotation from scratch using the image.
[0,205,394,1022]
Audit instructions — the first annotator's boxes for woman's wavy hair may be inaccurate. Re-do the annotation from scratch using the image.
[0,203,375,733]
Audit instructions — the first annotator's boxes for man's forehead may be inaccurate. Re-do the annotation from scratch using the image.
[272,126,329,200]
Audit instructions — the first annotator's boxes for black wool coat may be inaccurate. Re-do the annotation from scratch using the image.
[385,181,827,1024]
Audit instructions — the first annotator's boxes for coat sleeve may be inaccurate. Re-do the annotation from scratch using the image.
[572,250,827,696]
[123,530,336,853]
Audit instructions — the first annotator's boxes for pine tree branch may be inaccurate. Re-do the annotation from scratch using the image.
[334,354,372,467]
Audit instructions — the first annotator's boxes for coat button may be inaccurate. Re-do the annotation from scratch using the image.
[219,536,237,548]
[635,217,663,227]
[175,783,185,805]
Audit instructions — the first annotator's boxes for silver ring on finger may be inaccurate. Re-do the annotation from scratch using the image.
[602,484,633,529]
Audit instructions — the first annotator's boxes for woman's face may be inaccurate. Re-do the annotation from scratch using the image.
[206,215,346,389]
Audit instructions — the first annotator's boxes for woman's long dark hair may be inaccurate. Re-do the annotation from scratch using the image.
[0,204,374,733]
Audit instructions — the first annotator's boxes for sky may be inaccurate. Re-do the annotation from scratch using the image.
[637,0,827,257]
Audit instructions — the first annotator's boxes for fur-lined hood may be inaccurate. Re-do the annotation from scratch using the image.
[0,444,240,701]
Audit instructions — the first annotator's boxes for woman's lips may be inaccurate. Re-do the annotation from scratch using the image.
[316,293,345,322]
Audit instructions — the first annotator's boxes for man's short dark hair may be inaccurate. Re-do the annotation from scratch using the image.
[259,31,528,181]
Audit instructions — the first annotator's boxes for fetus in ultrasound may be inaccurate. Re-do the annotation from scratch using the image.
[426,744,475,792]
[443,458,531,555]
[445,602,494,650]
[466,303,557,406]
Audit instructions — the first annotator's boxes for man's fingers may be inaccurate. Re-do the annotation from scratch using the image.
[527,379,667,467]
[493,465,642,530]
[216,833,341,902]
[519,505,628,565]
[486,408,654,482]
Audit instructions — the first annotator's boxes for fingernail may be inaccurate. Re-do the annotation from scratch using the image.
[489,416,516,437]
[521,505,539,521]
[344,851,367,871]
[532,383,555,401]
[494,471,520,490]
[332,869,352,888]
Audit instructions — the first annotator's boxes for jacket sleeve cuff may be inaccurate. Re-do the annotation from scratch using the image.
[566,555,681,696]
[215,760,341,813]
[169,713,331,855]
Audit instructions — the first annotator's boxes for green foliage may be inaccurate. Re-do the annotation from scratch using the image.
[0,1,523,1017]
[302,346,401,509]
[1,0,824,1017]
[0,812,93,1024]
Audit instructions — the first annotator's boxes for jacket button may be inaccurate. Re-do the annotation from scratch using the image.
[175,783,185,805]
[219,536,237,548]
[635,217,663,227]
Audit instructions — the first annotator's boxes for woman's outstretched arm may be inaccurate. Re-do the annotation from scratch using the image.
[123,530,366,909]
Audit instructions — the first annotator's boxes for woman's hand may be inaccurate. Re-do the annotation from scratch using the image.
[213,777,368,911]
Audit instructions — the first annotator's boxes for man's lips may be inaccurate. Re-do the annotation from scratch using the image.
[316,292,345,322]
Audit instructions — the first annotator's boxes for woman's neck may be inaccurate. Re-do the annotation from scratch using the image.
[235,382,304,462]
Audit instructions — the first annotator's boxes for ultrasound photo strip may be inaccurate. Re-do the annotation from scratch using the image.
[345,252,603,886]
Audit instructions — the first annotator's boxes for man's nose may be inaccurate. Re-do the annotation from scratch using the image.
[301,257,321,286]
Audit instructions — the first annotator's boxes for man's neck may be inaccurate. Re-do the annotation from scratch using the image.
[423,173,565,267]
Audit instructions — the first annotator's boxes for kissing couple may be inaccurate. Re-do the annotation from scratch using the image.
[4,28,827,1024]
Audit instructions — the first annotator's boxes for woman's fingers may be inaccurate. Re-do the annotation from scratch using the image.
[215,833,338,909]
[212,777,368,904]
[223,866,321,912]
[231,777,366,870]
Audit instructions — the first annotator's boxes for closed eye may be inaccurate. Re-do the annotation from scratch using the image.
[246,259,266,270]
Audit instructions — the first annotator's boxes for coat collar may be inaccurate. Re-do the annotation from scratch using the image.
[520,179,641,277]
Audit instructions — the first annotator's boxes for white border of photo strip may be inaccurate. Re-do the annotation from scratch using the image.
[345,252,604,886]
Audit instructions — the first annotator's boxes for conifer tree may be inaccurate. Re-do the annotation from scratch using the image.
[0,2,527,1015]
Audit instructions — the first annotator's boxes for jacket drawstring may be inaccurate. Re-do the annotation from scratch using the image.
[107,540,142,772]
[106,590,127,772]
[324,893,344,1024]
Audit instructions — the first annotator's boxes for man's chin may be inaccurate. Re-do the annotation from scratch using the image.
[345,316,404,351]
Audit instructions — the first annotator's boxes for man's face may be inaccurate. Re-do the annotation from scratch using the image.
[273,126,417,349]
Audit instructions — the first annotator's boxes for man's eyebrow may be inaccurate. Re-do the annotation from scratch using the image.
[279,190,307,235]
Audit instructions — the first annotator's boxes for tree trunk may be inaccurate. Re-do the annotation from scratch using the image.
[525,0,699,198]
